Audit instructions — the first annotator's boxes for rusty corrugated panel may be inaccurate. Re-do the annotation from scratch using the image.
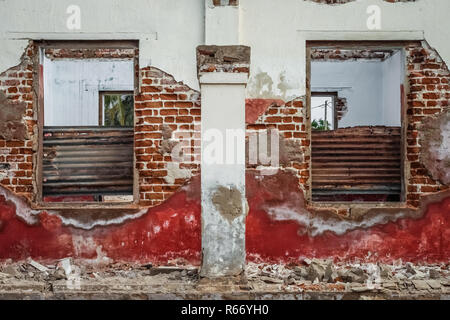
[311,126,401,200]
[42,127,133,196]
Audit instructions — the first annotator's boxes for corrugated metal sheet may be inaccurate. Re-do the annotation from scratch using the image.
[311,126,401,201]
[42,127,134,197]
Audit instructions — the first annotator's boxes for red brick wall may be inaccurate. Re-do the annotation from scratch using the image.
[405,42,450,207]
[246,99,309,194]
[135,67,201,206]
[0,44,36,200]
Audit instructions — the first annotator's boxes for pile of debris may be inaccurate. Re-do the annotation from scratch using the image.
[0,258,449,299]
[0,258,199,284]
[246,259,449,291]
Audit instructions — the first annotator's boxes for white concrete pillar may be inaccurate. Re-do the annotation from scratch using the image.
[197,46,250,277]
[204,0,239,45]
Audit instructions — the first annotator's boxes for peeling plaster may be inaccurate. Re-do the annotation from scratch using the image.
[0,91,27,140]
[0,186,146,230]
[164,162,192,185]
[420,109,450,185]
[212,185,244,222]
[0,186,40,225]
[247,71,297,101]
[247,170,444,238]
[51,209,150,231]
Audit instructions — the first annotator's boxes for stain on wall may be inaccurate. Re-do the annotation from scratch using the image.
[212,186,244,222]
[0,91,27,141]
[420,109,450,185]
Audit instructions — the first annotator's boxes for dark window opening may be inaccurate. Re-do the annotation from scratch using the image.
[38,43,137,205]
[309,44,404,203]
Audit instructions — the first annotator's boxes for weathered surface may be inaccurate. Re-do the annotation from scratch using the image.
[212,186,244,222]
[0,177,202,264]
[197,45,250,74]
[0,90,27,140]
[245,170,450,263]
[420,109,450,185]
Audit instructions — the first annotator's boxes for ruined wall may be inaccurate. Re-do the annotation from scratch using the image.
[405,42,450,206]
[0,44,202,263]
[0,40,449,265]
[0,44,35,199]
[243,40,450,263]
[136,67,201,206]
[0,1,449,266]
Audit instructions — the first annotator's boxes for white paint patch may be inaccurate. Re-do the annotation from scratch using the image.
[0,186,40,224]
[164,162,192,185]
[185,214,195,223]
[54,208,150,230]
[71,235,97,256]
[265,205,413,237]
[0,186,154,230]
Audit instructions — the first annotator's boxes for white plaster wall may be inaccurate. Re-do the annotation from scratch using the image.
[381,51,402,126]
[1,0,450,99]
[43,57,134,126]
[241,0,450,100]
[0,0,205,90]
[311,60,384,127]
[205,1,239,45]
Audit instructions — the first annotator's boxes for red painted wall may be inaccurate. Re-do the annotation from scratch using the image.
[0,180,202,265]
[0,172,449,265]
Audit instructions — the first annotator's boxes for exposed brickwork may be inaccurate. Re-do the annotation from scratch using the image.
[44,48,136,60]
[405,42,450,207]
[0,40,448,212]
[311,49,394,61]
[212,0,238,6]
[197,45,250,74]
[0,43,201,207]
[135,67,201,207]
[0,43,36,200]
[246,98,309,194]
[264,41,450,209]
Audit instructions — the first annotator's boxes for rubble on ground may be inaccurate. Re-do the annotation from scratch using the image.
[0,258,448,299]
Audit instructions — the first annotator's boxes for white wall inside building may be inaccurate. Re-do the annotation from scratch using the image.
[311,54,402,128]
[382,51,403,126]
[43,57,134,126]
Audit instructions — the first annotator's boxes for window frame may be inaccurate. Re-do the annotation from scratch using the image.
[305,40,413,207]
[99,91,135,127]
[33,40,140,210]
[311,91,338,130]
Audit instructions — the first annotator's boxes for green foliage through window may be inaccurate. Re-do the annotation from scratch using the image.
[103,93,134,127]
[312,119,331,131]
